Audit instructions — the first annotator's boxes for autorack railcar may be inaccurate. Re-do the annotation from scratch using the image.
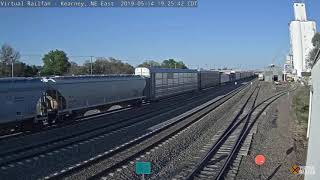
[135,67,198,100]
[235,72,241,80]
[198,70,220,89]
[219,72,230,84]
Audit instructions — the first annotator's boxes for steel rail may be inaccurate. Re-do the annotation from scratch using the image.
[185,85,260,180]
[215,86,296,179]
[185,85,295,180]
[46,80,255,180]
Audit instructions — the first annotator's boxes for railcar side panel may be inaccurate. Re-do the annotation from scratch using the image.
[47,76,146,112]
[0,78,45,124]
[135,68,198,100]
[220,73,230,83]
[198,70,220,89]
[235,72,241,80]
[229,73,236,82]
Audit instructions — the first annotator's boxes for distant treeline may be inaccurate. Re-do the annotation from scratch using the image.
[0,44,188,77]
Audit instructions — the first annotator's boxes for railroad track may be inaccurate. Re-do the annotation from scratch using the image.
[44,81,255,180]
[0,80,253,180]
[0,89,191,140]
[0,105,136,140]
[174,84,296,180]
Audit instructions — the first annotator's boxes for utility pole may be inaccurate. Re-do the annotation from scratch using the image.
[90,56,93,75]
[11,60,14,78]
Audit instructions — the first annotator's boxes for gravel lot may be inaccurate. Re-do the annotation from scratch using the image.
[237,83,307,180]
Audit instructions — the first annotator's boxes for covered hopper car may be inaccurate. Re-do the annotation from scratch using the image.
[0,75,146,132]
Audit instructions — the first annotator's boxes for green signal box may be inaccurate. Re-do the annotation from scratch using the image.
[135,161,151,175]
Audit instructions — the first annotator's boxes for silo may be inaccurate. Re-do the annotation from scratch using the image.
[290,21,304,77]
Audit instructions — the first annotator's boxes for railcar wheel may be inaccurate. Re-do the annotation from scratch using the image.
[0,127,14,136]
[47,111,58,125]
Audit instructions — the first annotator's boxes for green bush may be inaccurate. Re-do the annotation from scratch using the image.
[292,87,310,125]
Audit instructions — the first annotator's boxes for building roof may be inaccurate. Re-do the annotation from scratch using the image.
[136,67,198,73]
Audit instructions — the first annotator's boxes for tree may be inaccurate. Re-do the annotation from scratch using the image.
[306,48,319,68]
[161,59,187,69]
[81,60,93,75]
[42,50,70,75]
[95,57,112,74]
[108,57,134,74]
[26,65,40,77]
[138,59,188,69]
[0,44,20,77]
[306,32,320,68]
[93,57,134,74]
[68,61,81,75]
[138,60,161,68]
[66,57,134,75]
[13,62,39,77]
[312,32,320,47]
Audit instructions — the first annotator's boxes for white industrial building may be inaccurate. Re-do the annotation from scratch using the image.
[283,55,294,81]
[289,3,317,77]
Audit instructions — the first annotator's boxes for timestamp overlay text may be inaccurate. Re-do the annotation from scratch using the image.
[0,0,198,7]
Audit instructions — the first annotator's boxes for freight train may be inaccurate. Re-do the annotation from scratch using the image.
[0,68,254,133]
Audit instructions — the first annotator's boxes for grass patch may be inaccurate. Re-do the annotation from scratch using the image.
[292,86,310,126]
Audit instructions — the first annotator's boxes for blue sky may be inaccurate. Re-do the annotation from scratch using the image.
[0,0,319,69]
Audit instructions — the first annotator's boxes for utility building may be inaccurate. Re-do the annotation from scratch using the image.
[264,64,283,82]
[289,3,316,77]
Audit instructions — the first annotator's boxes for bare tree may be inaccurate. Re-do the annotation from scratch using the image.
[138,60,161,68]
[0,44,20,77]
